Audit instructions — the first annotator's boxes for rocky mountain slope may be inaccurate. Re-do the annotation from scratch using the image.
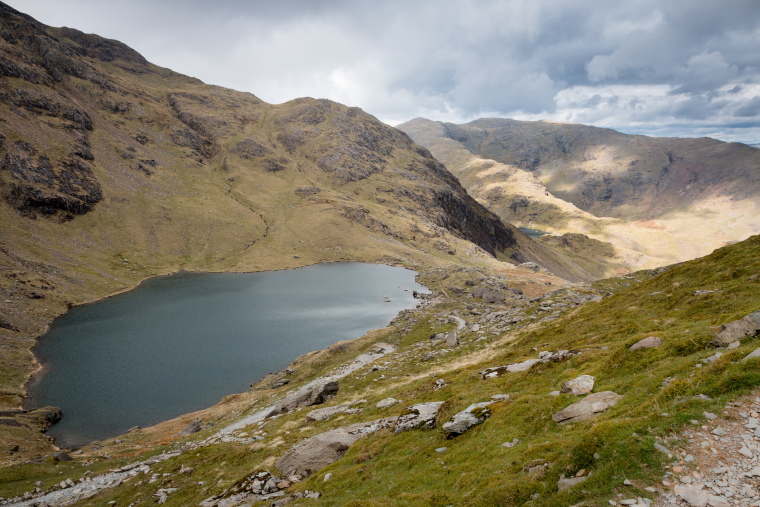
[398,118,760,275]
[0,2,599,461]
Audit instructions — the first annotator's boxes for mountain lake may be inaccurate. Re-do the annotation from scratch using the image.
[25,262,429,448]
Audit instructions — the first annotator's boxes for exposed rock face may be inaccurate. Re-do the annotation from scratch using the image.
[713,310,760,346]
[552,391,622,424]
[1,141,102,218]
[274,417,397,478]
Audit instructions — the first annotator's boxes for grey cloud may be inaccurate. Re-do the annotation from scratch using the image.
[735,97,760,118]
[9,0,760,143]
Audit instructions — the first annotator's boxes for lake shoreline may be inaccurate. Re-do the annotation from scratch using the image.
[24,262,430,449]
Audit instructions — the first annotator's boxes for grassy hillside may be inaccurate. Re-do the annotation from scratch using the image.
[1,235,757,505]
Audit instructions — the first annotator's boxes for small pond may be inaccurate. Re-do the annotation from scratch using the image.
[518,227,548,238]
[25,263,428,448]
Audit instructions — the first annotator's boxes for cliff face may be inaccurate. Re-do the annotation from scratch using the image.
[399,117,760,274]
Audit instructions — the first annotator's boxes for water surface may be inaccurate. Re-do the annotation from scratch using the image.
[518,227,548,238]
[26,263,428,448]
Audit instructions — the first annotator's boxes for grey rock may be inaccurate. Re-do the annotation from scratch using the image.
[395,402,444,433]
[557,474,588,491]
[179,418,203,436]
[481,359,540,378]
[629,336,663,350]
[305,404,361,422]
[275,417,397,477]
[654,442,672,454]
[446,329,459,347]
[483,290,506,304]
[552,391,623,424]
[442,402,492,437]
[376,397,400,409]
[741,348,760,362]
[674,484,708,506]
[267,378,339,418]
[713,310,760,346]
[560,375,595,395]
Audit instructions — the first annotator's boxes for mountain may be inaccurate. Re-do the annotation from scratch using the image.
[398,117,760,274]
[0,2,600,460]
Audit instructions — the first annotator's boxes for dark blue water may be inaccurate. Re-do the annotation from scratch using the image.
[518,227,548,238]
[26,263,428,448]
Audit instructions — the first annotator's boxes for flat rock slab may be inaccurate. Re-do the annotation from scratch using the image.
[275,417,397,478]
[552,391,622,424]
[376,397,401,409]
[305,404,361,422]
[713,310,760,346]
[629,336,663,350]
[674,484,708,507]
[442,401,493,437]
[395,402,444,433]
[560,375,595,395]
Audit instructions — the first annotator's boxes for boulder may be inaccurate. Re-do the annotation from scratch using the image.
[442,402,492,437]
[267,378,339,418]
[275,417,397,477]
[305,404,361,422]
[560,375,595,395]
[713,310,760,346]
[446,329,459,347]
[376,397,401,409]
[552,391,622,424]
[482,290,506,304]
[395,402,444,433]
[629,336,663,350]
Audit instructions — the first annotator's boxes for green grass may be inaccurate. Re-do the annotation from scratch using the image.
[2,236,758,505]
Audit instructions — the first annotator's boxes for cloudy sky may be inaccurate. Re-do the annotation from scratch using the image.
[10,0,760,143]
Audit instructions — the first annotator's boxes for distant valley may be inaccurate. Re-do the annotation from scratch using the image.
[399,118,760,275]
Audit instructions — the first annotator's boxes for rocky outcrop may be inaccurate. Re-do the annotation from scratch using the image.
[442,402,493,437]
[481,350,581,379]
[713,310,760,346]
[395,402,444,433]
[266,378,339,418]
[560,375,595,395]
[552,391,622,424]
[275,417,397,478]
